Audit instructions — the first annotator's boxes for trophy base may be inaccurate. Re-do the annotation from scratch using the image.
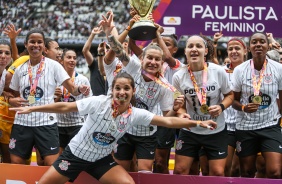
[128,21,157,41]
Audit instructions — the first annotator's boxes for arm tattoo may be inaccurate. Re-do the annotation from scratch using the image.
[108,35,130,64]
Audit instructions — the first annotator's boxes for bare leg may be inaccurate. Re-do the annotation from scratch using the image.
[39,166,69,184]
[173,154,194,175]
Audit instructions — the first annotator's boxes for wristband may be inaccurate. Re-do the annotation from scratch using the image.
[196,121,201,128]
[241,105,245,112]
[97,53,105,57]
[219,103,225,112]
[126,26,131,31]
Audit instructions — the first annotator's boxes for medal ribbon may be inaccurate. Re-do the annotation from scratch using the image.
[250,60,266,96]
[141,70,177,92]
[113,62,123,76]
[28,57,45,96]
[63,72,75,102]
[187,63,208,105]
[111,100,132,118]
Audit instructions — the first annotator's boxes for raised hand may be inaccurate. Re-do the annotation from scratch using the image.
[4,23,22,39]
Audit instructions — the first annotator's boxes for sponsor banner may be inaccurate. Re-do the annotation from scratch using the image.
[156,0,282,37]
[1,164,282,184]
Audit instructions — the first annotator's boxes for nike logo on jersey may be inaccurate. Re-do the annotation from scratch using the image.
[150,151,154,155]
[279,145,282,149]
[109,162,116,165]
[166,141,171,144]
[218,152,225,155]
[103,118,112,122]
[50,147,57,150]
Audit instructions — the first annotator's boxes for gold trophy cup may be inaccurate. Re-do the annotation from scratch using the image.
[128,0,157,41]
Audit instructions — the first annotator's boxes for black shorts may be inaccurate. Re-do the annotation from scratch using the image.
[53,146,118,182]
[227,131,236,148]
[235,124,282,157]
[58,126,82,148]
[175,128,228,160]
[114,132,157,160]
[9,124,59,159]
[156,126,175,149]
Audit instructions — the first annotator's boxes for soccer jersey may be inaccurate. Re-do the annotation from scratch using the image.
[223,65,237,132]
[0,69,7,95]
[57,72,92,127]
[104,57,174,136]
[69,96,154,162]
[173,62,231,135]
[163,59,185,83]
[232,59,282,130]
[10,57,70,126]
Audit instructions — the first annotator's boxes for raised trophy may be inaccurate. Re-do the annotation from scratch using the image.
[128,0,157,41]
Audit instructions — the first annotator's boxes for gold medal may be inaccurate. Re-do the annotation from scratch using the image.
[200,104,209,114]
[173,91,181,99]
[28,95,36,104]
[252,95,262,104]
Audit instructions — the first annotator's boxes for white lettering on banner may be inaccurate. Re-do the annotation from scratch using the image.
[205,22,265,32]
[192,5,278,20]
[6,180,38,184]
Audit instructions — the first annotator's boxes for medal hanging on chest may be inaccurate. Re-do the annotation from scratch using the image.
[250,60,266,105]
[28,57,45,104]
[188,63,209,114]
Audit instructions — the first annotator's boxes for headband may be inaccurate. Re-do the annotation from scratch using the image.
[227,38,246,49]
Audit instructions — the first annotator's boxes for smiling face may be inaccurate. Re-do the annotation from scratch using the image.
[185,36,208,65]
[0,44,11,69]
[112,77,135,106]
[249,33,269,59]
[141,48,163,76]
[45,41,60,61]
[162,36,178,55]
[227,40,246,65]
[62,50,77,70]
[25,33,45,59]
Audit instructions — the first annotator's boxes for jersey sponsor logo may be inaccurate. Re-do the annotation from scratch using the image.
[23,86,44,101]
[93,132,116,146]
[146,87,157,99]
[9,138,16,149]
[59,160,70,171]
[61,96,76,102]
[175,140,184,150]
[135,98,149,110]
[248,93,271,110]
[184,86,216,95]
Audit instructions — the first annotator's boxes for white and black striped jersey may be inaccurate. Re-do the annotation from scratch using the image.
[10,57,70,126]
[173,62,231,135]
[223,65,237,132]
[104,57,174,136]
[232,59,282,130]
[0,69,7,95]
[163,59,185,84]
[57,72,92,127]
[69,96,154,162]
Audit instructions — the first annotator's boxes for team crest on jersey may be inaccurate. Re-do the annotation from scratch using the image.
[175,140,184,150]
[236,141,241,153]
[117,121,127,132]
[263,74,272,84]
[146,87,157,99]
[9,138,16,149]
[59,160,70,171]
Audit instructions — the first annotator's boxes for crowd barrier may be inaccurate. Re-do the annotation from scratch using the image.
[0,163,281,184]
